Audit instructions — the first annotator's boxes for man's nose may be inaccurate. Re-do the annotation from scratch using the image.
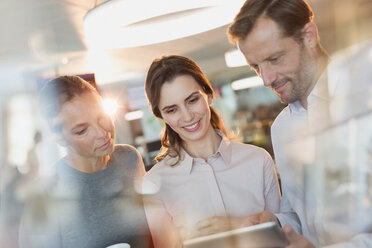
[260,66,278,87]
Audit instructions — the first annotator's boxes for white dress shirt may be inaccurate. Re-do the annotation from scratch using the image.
[142,131,280,247]
[272,43,372,247]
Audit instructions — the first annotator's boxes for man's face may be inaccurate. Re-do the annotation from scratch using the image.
[237,17,317,104]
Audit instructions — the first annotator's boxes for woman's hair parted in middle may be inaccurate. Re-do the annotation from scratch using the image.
[145,55,228,166]
[38,75,98,133]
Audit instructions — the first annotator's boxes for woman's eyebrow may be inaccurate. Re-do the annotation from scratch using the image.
[184,92,199,102]
[161,91,200,111]
[71,123,87,131]
[161,104,176,112]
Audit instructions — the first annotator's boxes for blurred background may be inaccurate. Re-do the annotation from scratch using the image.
[0,0,372,247]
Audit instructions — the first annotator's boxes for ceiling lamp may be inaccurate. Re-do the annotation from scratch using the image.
[231,76,263,91]
[125,110,144,121]
[225,48,247,67]
[84,0,245,49]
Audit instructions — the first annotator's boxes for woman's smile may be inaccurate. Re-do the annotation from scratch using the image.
[183,121,200,132]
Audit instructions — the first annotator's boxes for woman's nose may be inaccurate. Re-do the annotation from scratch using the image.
[96,123,107,138]
[182,107,193,122]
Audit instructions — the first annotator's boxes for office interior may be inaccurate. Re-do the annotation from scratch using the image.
[0,0,372,247]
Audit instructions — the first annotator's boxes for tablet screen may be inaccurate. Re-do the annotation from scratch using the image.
[183,221,288,248]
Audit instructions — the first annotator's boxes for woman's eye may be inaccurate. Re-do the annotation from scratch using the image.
[75,129,87,135]
[189,97,199,104]
[166,108,176,114]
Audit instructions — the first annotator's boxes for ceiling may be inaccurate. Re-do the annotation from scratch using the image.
[1,0,372,91]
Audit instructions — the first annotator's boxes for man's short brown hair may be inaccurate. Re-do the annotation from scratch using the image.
[228,0,314,43]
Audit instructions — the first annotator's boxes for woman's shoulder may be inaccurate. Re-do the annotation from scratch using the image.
[112,144,140,156]
[229,140,270,156]
[142,161,164,194]
[227,141,275,174]
[144,158,167,177]
[144,155,180,178]
[110,144,142,165]
[113,143,138,153]
[142,155,182,195]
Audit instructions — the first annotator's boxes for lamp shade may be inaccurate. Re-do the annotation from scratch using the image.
[84,0,245,48]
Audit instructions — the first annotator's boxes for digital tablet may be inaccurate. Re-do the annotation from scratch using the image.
[183,221,288,248]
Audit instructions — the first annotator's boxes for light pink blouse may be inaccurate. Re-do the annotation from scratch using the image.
[142,133,280,247]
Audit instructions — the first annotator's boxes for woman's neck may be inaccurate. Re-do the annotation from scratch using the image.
[65,154,110,173]
[183,126,222,161]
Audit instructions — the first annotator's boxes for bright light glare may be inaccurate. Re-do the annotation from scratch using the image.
[84,0,245,48]
[125,110,144,121]
[8,94,34,166]
[225,49,247,67]
[231,76,263,90]
[102,98,118,116]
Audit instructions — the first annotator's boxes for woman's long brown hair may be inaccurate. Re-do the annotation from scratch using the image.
[145,55,228,166]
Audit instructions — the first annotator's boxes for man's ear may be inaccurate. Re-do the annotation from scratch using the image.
[302,22,318,49]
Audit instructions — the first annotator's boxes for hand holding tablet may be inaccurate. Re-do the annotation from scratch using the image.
[183,221,288,248]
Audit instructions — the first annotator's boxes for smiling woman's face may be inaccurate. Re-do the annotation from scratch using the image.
[53,91,115,159]
[158,74,213,146]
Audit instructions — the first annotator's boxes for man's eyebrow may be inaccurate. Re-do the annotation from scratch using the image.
[264,51,285,61]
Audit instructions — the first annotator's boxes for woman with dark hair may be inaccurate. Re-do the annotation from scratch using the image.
[142,55,281,247]
[20,76,153,248]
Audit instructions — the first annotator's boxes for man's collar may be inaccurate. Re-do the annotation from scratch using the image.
[288,67,331,114]
[288,100,307,114]
[308,69,331,105]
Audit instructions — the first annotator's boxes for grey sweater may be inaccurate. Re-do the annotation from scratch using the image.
[20,144,153,248]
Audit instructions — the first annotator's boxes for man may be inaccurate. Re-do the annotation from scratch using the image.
[228,0,372,247]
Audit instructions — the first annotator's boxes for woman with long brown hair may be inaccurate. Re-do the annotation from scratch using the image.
[143,55,281,247]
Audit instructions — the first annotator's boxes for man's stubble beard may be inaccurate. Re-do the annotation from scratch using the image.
[279,47,317,105]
